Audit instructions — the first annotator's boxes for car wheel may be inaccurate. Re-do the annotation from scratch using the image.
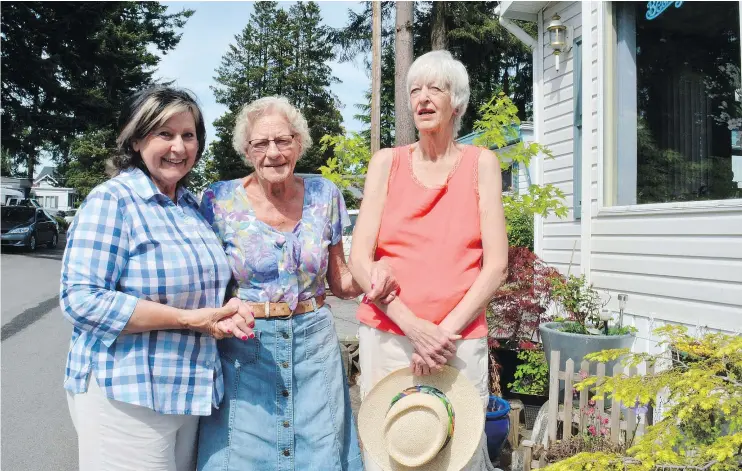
[28,234,37,251]
[48,233,58,249]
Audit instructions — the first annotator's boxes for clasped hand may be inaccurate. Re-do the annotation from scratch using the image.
[404,317,460,376]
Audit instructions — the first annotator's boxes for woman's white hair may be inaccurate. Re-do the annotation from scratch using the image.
[232,96,312,161]
[406,50,470,137]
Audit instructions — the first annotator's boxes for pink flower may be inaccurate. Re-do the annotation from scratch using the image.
[601,427,609,436]
[602,417,610,425]
[579,371,588,380]
[588,425,596,436]
[588,399,596,407]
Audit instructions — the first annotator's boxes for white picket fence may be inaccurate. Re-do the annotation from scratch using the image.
[520,349,653,470]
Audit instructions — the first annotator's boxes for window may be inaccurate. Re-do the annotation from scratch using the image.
[613,1,742,205]
[45,196,58,209]
[37,210,50,222]
[502,167,513,193]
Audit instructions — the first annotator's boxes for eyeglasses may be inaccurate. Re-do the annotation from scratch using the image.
[248,135,295,154]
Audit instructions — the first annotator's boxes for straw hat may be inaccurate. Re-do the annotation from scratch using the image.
[358,366,485,471]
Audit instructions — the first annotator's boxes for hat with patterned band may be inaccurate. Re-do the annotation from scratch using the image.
[358,365,485,471]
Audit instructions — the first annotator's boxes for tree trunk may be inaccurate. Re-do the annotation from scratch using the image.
[370,1,382,155]
[394,1,415,146]
[26,151,36,196]
[431,1,447,50]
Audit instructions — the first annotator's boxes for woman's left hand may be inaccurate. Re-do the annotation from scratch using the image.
[216,298,256,340]
[366,259,399,305]
[410,352,436,376]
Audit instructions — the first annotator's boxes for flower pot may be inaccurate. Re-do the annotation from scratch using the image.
[540,322,635,404]
[484,395,511,461]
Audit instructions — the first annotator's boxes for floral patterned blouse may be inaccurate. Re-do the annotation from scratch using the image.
[199,177,350,310]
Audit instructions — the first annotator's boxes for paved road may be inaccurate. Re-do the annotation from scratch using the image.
[1,238,78,471]
[0,236,362,471]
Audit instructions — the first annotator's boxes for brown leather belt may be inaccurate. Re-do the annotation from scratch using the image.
[244,295,325,319]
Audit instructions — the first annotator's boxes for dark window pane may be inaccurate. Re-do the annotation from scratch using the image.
[502,167,513,193]
[619,2,742,204]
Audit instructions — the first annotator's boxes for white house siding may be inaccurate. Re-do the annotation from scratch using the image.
[536,1,742,347]
[538,1,586,274]
[591,208,742,344]
[31,186,75,212]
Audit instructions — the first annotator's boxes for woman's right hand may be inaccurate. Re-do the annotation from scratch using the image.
[366,259,400,305]
[401,316,460,371]
[181,298,255,340]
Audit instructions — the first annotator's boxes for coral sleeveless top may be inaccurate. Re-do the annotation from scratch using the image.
[356,144,488,339]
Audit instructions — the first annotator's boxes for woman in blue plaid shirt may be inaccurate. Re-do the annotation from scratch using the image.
[60,87,256,471]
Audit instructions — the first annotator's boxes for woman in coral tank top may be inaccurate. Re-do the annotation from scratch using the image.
[350,50,508,470]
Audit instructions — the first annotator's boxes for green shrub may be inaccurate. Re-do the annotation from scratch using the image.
[506,202,534,250]
[54,216,69,233]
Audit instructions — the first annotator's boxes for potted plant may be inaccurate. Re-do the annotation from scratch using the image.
[507,343,550,431]
[487,247,561,397]
[508,343,549,400]
[539,273,636,382]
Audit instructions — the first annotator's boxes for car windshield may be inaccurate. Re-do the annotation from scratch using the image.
[2,207,35,224]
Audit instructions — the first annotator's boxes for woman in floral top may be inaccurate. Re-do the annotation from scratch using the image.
[196,96,396,471]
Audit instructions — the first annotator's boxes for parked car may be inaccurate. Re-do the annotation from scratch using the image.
[1,206,59,251]
[4,197,43,208]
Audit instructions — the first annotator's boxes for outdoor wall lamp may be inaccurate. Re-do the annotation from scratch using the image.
[547,14,572,73]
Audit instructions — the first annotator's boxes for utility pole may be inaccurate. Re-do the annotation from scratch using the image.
[370,1,382,154]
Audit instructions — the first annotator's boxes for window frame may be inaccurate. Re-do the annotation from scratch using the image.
[600,1,742,216]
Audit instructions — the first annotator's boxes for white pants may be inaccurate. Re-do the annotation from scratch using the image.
[66,375,199,471]
[358,325,496,471]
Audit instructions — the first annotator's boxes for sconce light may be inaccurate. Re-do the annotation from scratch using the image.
[547,14,572,73]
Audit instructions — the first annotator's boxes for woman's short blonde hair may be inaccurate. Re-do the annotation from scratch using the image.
[406,50,470,137]
[232,96,312,162]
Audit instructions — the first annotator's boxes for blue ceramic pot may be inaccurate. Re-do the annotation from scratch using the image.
[484,395,511,461]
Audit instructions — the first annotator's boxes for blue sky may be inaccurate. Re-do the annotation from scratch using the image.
[154,1,370,145]
[38,1,368,173]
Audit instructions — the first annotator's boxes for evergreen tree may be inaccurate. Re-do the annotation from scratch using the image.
[208,1,343,180]
[1,2,193,184]
[335,1,534,138]
[414,1,534,129]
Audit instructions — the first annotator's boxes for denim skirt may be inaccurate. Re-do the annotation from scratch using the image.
[197,306,363,471]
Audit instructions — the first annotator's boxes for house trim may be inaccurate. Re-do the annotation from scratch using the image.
[597,2,607,214]
[597,199,742,217]
[580,1,594,279]
[602,2,617,208]
[34,174,58,187]
[534,7,545,258]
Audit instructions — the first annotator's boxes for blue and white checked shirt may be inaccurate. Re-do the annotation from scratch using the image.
[60,167,232,415]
